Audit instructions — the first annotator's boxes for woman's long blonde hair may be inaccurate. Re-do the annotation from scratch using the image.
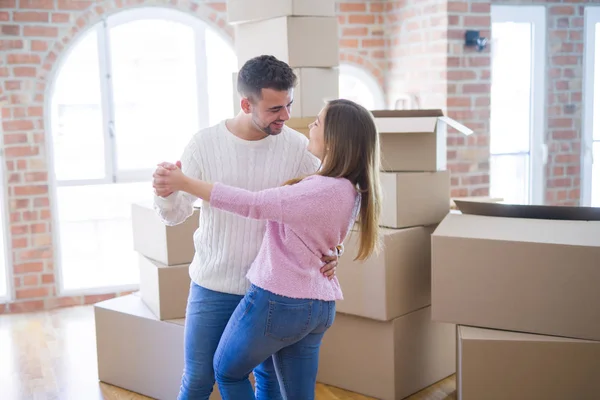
[286,99,382,260]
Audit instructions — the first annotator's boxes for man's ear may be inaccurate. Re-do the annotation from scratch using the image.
[241,97,252,114]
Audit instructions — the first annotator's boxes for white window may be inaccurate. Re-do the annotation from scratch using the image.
[48,8,237,294]
[0,146,9,301]
[338,64,386,110]
[490,6,546,205]
[583,7,600,207]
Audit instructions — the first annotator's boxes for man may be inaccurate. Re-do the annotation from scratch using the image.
[152,55,340,400]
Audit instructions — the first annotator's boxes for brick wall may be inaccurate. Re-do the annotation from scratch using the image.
[446,0,492,198]
[386,0,589,201]
[0,0,389,313]
[337,1,388,90]
[387,0,491,198]
[0,0,593,313]
[387,0,448,110]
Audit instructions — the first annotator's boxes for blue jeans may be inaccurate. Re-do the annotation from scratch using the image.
[177,283,283,400]
[213,284,336,400]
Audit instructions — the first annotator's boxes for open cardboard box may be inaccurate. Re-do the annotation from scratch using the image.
[432,201,600,341]
[372,110,473,172]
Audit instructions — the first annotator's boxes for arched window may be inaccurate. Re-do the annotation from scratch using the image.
[338,63,386,110]
[48,8,237,293]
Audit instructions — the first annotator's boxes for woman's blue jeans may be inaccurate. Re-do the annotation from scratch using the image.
[213,284,336,400]
[177,283,283,400]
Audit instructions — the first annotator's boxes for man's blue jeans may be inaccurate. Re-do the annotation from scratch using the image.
[213,284,336,400]
[177,283,283,400]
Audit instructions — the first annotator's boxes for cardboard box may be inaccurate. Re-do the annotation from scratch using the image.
[317,307,455,400]
[372,110,472,172]
[381,171,450,228]
[292,67,339,118]
[450,196,503,210]
[235,17,339,69]
[432,202,600,341]
[457,325,600,400]
[336,226,433,321]
[94,295,221,400]
[227,0,335,24]
[286,117,313,138]
[139,255,191,320]
[131,202,199,266]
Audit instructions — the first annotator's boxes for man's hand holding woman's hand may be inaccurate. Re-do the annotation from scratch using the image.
[153,161,187,197]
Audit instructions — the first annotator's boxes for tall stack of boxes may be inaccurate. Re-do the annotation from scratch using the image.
[93,203,227,400]
[432,201,600,399]
[316,110,473,400]
[227,0,339,119]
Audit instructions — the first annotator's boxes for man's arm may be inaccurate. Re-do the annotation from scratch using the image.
[153,136,202,226]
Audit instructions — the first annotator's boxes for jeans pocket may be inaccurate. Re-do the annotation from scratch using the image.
[265,300,313,342]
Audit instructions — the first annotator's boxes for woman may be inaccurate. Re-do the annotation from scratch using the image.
[155,99,382,399]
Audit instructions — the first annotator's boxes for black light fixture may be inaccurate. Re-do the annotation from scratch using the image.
[465,30,488,52]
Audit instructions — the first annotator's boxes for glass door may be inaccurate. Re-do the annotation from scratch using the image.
[490,5,546,205]
[583,7,600,206]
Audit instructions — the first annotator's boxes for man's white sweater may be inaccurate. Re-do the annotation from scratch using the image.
[154,120,320,295]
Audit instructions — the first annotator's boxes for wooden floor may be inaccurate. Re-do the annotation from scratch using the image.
[0,305,456,400]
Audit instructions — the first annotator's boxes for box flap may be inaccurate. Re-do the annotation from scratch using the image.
[433,213,600,246]
[455,200,600,221]
[438,116,473,136]
[459,325,596,343]
[370,109,445,118]
[375,116,439,134]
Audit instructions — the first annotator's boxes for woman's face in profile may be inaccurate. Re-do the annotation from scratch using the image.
[307,108,326,160]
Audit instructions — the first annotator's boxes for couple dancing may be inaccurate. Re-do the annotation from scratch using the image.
[152,55,382,400]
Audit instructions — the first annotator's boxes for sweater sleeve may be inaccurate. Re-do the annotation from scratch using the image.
[153,135,202,226]
[209,177,328,225]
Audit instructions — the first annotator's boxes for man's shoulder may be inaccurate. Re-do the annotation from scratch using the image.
[194,122,223,140]
[280,125,309,149]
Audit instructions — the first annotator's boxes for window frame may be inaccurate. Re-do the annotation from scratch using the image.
[339,63,386,110]
[45,7,224,296]
[52,8,212,188]
[490,5,547,205]
[0,125,12,303]
[582,7,600,206]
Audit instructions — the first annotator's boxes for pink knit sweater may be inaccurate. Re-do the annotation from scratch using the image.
[209,175,359,301]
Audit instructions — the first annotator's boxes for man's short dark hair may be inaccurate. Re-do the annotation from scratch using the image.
[237,55,297,101]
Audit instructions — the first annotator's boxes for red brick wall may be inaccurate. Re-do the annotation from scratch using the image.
[387,0,448,110]
[388,0,491,198]
[521,0,586,206]
[452,0,588,205]
[387,0,588,202]
[446,0,492,198]
[0,0,389,313]
[337,1,388,89]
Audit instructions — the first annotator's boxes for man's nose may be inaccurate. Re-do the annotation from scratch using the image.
[280,107,291,121]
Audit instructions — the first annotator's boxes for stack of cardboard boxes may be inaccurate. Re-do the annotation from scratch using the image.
[228,0,339,119]
[93,203,220,399]
[432,201,600,399]
[316,110,473,400]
